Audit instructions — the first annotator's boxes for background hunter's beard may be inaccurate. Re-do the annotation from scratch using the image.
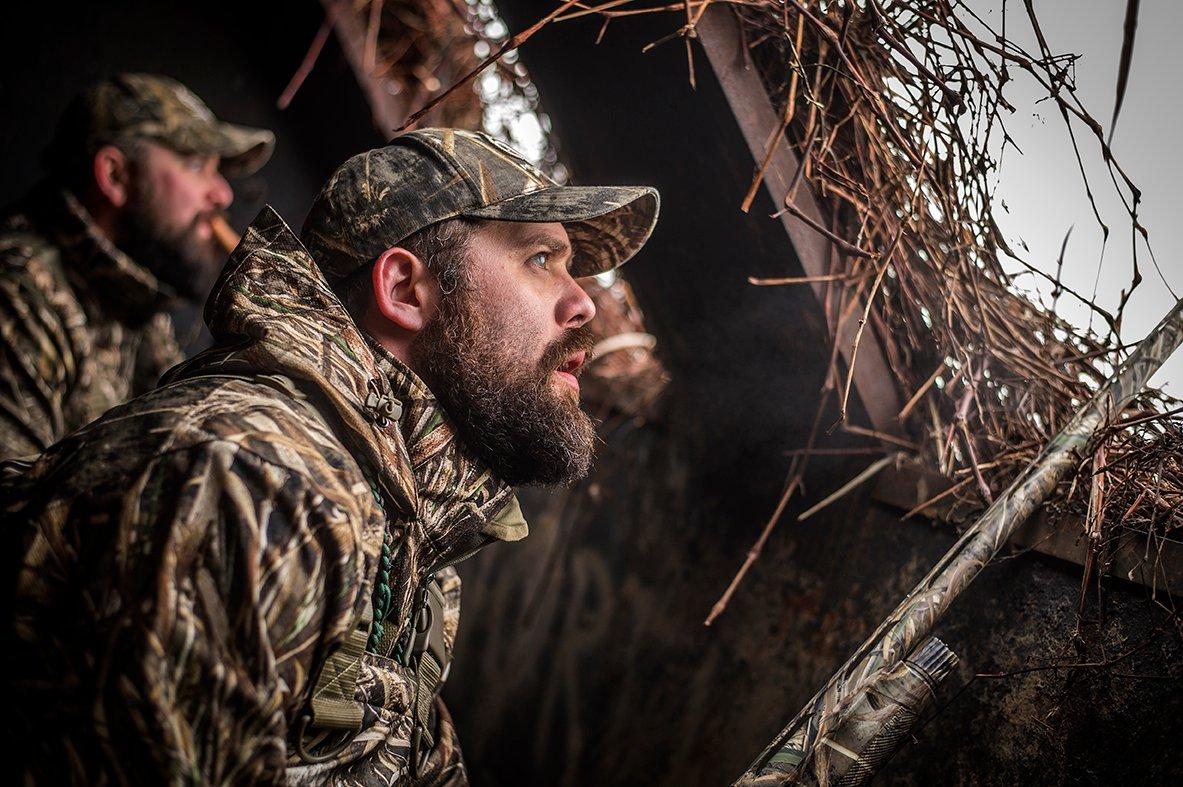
[120,182,224,300]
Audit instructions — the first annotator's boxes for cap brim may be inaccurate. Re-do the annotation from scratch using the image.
[183,121,274,178]
[465,185,659,277]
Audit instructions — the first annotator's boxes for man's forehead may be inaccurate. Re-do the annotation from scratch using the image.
[138,137,220,164]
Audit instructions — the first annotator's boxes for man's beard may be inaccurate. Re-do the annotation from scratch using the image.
[119,181,223,302]
[411,281,597,487]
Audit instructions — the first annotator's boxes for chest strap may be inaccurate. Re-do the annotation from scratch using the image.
[308,603,373,731]
[408,577,449,777]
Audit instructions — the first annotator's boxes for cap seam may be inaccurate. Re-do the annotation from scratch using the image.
[398,133,482,213]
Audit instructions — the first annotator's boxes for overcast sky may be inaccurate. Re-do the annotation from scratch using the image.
[970,0,1182,392]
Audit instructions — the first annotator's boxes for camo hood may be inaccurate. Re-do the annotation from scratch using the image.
[167,205,525,561]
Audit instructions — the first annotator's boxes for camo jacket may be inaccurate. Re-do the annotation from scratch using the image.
[0,182,183,460]
[3,206,527,785]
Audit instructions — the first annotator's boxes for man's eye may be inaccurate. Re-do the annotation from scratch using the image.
[185,157,205,172]
[528,252,549,269]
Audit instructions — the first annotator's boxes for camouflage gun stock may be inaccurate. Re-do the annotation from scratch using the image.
[737,296,1183,786]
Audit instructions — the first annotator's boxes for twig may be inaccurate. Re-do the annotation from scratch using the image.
[837,144,928,424]
[771,198,875,259]
[959,420,994,503]
[897,361,948,422]
[278,15,334,110]
[748,272,854,286]
[798,453,901,522]
[364,0,385,73]
[741,11,805,213]
[704,471,804,626]
[842,423,919,451]
[902,475,974,520]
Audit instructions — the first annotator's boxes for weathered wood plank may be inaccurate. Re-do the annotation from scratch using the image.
[873,460,1183,590]
[698,7,904,435]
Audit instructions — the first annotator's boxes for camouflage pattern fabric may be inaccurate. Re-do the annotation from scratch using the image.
[44,72,275,178]
[4,206,526,785]
[302,128,660,279]
[0,183,182,460]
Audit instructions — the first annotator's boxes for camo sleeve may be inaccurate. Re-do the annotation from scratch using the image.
[10,434,378,785]
[0,245,82,457]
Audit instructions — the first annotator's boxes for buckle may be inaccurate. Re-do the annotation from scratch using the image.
[292,712,354,764]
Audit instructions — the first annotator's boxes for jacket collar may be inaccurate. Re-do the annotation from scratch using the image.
[166,206,524,571]
[367,339,530,563]
[14,182,176,323]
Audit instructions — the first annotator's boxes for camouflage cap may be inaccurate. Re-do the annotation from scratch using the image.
[301,128,659,279]
[44,73,275,178]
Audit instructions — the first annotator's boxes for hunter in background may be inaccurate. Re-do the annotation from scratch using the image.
[0,73,274,459]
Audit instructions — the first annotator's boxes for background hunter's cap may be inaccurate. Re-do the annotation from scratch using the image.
[43,73,275,179]
[300,128,660,279]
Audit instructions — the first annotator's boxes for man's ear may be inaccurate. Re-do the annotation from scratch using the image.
[371,246,438,333]
[92,145,134,209]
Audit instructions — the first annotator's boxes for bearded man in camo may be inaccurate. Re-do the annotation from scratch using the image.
[2,128,659,785]
[0,73,274,459]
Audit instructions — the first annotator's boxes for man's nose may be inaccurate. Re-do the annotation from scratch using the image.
[559,276,597,329]
[209,172,233,211]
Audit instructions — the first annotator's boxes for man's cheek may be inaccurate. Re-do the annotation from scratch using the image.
[157,172,198,227]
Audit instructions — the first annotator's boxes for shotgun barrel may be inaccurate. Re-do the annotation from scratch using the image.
[737,297,1183,786]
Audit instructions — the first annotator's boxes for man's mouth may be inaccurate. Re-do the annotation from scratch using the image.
[553,351,587,393]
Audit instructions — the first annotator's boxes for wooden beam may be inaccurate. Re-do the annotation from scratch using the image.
[873,460,1183,592]
[698,7,904,436]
